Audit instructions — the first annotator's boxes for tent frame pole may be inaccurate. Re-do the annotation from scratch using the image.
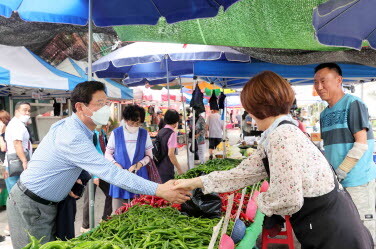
[9,97,13,118]
[88,0,95,230]
[179,77,189,167]
[165,55,171,108]
[190,79,197,169]
[222,82,227,159]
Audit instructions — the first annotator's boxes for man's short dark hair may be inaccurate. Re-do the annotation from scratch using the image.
[314,63,342,76]
[164,109,180,125]
[15,101,31,112]
[122,104,145,123]
[71,81,106,113]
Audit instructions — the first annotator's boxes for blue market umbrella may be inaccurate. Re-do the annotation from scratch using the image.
[0,0,239,25]
[312,0,376,50]
[92,42,250,106]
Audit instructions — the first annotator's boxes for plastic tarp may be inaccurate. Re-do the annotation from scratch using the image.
[0,0,239,26]
[57,58,133,100]
[193,61,376,86]
[0,44,83,91]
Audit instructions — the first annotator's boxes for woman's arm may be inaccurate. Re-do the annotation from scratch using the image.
[174,148,267,193]
[104,132,123,169]
[138,133,154,166]
[168,148,183,175]
[138,149,152,167]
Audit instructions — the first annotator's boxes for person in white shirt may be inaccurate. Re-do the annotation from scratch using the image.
[206,109,223,160]
[105,104,154,211]
[4,102,32,192]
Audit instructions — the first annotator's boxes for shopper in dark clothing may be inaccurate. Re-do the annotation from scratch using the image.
[158,112,165,130]
[55,170,91,240]
[155,110,183,183]
[81,126,113,233]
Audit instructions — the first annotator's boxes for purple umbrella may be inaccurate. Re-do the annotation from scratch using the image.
[313,0,376,50]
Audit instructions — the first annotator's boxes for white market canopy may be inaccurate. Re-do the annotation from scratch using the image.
[0,44,82,96]
[57,58,133,100]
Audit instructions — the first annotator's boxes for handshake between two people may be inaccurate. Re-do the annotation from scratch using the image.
[155,177,204,204]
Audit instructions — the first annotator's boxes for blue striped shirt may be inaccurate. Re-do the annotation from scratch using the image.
[20,113,157,202]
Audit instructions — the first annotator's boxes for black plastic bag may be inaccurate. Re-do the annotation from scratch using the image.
[180,188,222,219]
[190,84,205,114]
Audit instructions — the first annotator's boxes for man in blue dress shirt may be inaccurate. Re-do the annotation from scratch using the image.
[6,81,190,249]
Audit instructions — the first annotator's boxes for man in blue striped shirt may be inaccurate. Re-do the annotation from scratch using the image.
[7,81,190,249]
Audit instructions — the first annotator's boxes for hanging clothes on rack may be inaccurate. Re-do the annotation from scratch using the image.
[218,92,226,110]
[209,91,219,110]
[190,84,205,114]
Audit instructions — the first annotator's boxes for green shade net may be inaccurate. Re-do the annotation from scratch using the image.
[115,0,350,51]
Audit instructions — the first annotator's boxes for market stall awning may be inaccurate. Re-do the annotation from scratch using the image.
[57,58,133,100]
[193,61,376,86]
[0,44,83,91]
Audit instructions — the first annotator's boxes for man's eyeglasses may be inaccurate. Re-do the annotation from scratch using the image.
[91,100,112,108]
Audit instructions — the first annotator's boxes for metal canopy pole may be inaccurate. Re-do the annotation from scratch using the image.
[165,55,171,108]
[179,77,189,166]
[67,99,72,116]
[88,0,95,230]
[190,77,198,169]
[9,97,13,118]
[222,83,227,159]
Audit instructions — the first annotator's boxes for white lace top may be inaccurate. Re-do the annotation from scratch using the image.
[200,117,335,216]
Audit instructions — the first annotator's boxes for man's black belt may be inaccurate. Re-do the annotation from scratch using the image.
[17,181,58,206]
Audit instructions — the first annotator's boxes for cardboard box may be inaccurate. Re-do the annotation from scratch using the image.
[311,133,321,141]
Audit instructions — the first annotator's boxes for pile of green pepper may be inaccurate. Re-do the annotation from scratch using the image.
[175,158,242,179]
[23,205,232,249]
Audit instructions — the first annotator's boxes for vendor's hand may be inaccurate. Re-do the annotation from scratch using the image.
[93,178,100,186]
[173,178,203,191]
[22,161,28,170]
[177,168,184,175]
[156,180,191,204]
[335,168,347,182]
[69,191,80,199]
[3,170,9,179]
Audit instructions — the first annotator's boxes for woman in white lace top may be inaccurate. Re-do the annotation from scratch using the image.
[174,71,373,249]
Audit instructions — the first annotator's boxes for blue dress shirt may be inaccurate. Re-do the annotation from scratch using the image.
[20,113,157,202]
